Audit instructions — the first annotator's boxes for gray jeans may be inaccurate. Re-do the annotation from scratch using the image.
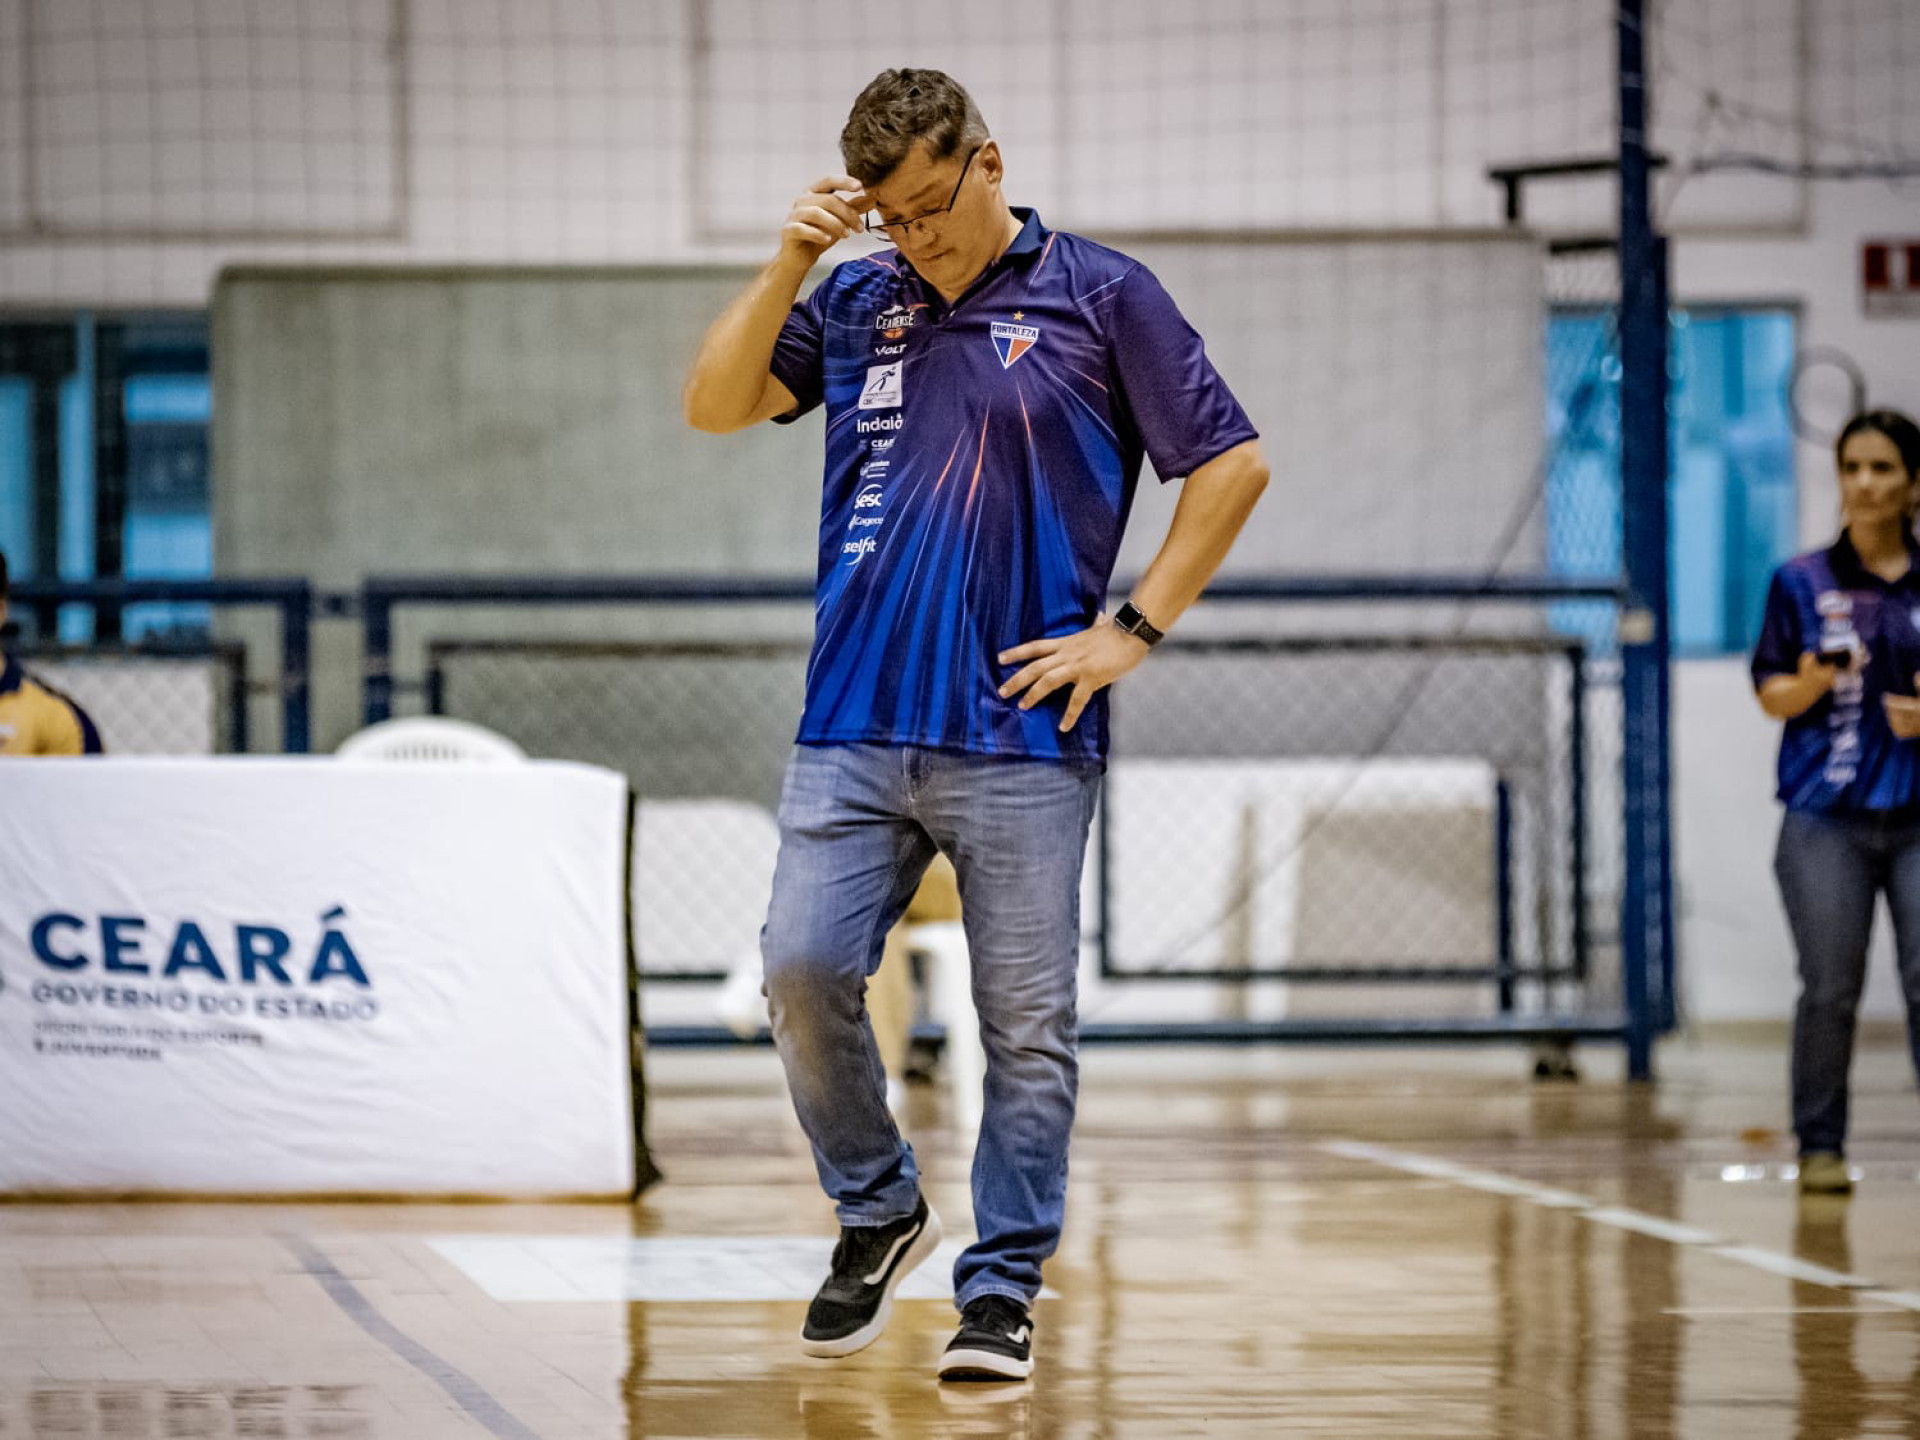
[1772,808,1920,1154]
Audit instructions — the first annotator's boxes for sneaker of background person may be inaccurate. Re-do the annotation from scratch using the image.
[1797,1151,1853,1194]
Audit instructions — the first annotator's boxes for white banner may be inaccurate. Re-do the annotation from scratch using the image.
[0,758,634,1197]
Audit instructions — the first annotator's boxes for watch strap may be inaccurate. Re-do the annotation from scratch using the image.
[1113,601,1165,648]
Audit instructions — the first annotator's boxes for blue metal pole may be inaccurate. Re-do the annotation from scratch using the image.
[1494,780,1515,1013]
[363,586,394,726]
[1568,646,1591,984]
[280,582,312,753]
[1618,0,1673,1082]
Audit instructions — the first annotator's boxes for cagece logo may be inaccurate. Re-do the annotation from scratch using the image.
[859,361,903,411]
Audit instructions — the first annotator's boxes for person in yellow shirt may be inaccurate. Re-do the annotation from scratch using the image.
[0,549,104,756]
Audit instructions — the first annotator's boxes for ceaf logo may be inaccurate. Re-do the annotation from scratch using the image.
[874,303,919,340]
[990,320,1040,369]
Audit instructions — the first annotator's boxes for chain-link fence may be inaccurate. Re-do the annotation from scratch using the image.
[8,580,314,752]
[430,640,805,814]
[425,601,1627,1029]
[13,643,248,755]
[430,636,808,982]
[1101,630,1621,1025]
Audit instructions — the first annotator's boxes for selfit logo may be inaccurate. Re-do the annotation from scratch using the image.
[991,320,1039,369]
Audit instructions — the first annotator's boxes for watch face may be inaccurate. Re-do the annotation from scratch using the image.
[1114,603,1160,644]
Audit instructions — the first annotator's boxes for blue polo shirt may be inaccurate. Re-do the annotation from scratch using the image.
[1751,534,1920,813]
[769,208,1257,764]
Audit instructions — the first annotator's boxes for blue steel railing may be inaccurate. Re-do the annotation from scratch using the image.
[360,572,1628,723]
[9,578,314,752]
[5,570,1666,1062]
[360,571,1659,1059]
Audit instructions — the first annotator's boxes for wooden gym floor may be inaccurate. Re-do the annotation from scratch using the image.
[1,1034,1916,1438]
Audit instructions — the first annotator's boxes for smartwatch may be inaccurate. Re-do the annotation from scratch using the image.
[1112,601,1165,648]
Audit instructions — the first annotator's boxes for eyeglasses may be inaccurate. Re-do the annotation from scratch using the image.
[864,147,981,238]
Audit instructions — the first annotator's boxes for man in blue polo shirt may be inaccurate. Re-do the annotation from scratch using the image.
[685,68,1267,1382]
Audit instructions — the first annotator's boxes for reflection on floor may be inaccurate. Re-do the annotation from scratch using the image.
[1,1035,1916,1438]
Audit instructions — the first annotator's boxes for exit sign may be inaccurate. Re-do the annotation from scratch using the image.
[1863,239,1920,317]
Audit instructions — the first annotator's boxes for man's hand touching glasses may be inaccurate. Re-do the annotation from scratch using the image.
[781,175,870,265]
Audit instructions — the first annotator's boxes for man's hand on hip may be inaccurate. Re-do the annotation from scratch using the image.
[998,617,1150,733]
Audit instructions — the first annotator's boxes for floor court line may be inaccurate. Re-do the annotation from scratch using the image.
[1319,1139,1920,1316]
[1580,1206,1721,1246]
[1662,1306,1909,1317]
[282,1234,543,1440]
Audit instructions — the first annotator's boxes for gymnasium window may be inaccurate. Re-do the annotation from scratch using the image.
[1545,306,1798,658]
[0,314,211,643]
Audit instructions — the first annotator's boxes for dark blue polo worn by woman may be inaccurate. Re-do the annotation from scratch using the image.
[1751,408,1920,1195]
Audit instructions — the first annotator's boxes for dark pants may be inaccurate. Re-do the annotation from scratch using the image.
[1772,808,1920,1154]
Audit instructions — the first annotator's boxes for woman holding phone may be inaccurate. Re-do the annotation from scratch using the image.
[1752,408,1920,1194]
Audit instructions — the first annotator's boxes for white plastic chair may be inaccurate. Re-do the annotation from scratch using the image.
[334,717,527,763]
[909,920,984,1133]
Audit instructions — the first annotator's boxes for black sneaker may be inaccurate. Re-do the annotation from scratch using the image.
[800,1194,942,1358]
[937,1294,1034,1381]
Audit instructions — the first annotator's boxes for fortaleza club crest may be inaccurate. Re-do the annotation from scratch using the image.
[991,318,1039,369]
